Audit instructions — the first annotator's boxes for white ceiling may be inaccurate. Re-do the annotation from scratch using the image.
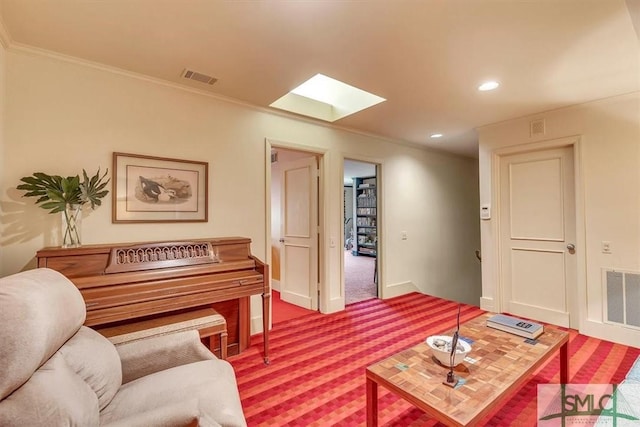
[1,0,638,158]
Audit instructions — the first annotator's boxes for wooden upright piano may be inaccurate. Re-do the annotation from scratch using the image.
[36,236,269,363]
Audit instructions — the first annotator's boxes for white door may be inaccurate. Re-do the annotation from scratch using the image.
[279,156,318,310]
[499,146,577,327]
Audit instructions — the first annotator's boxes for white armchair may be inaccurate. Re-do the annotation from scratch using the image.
[0,268,246,426]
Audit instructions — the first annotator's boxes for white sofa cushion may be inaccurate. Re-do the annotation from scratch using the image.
[59,326,122,410]
[0,269,85,400]
[0,353,99,426]
[100,359,246,427]
[102,399,222,427]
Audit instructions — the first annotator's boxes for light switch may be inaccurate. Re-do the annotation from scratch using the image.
[401,231,407,240]
[480,204,491,220]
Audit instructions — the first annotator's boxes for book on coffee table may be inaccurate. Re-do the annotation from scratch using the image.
[487,314,544,339]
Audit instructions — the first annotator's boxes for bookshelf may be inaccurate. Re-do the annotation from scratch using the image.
[352,176,377,257]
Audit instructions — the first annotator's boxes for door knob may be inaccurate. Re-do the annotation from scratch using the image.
[567,243,575,253]
[279,238,285,243]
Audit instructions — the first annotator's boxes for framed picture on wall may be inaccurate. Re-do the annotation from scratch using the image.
[112,152,208,223]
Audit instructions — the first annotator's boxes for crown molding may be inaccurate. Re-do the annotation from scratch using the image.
[4,38,470,159]
[0,15,12,49]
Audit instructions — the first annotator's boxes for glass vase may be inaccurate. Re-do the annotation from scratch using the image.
[61,204,82,248]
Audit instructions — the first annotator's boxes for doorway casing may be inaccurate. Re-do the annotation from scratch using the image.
[342,155,383,302]
[265,138,329,319]
[490,136,586,330]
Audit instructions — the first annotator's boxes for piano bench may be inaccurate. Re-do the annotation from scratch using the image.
[97,308,228,359]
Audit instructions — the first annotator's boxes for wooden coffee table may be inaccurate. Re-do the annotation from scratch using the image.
[366,312,569,426]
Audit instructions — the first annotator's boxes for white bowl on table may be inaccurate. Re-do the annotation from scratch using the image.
[426,335,472,367]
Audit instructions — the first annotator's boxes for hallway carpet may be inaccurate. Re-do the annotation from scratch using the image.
[344,250,377,305]
[230,293,640,426]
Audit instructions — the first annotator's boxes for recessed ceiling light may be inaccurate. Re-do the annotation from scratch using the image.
[430,133,443,138]
[478,81,500,91]
[270,74,386,122]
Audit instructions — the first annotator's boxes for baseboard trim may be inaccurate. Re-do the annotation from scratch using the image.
[382,281,419,299]
[480,297,494,312]
[250,295,265,334]
[580,319,640,347]
[325,297,345,314]
[251,314,264,334]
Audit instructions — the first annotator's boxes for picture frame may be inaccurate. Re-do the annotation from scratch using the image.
[112,152,208,223]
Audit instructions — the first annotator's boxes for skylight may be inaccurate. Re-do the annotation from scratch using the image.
[270,74,386,122]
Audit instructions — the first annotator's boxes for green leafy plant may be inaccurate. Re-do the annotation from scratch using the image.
[17,169,110,213]
[17,168,110,247]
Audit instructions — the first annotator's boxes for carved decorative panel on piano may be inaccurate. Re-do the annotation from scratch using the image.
[36,237,270,363]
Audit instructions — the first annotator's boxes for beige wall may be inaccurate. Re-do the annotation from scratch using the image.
[0,48,481,330]
[478,92,640,346]
[0,41,5,276]
[381,149,481,304]
[0,40,5,269]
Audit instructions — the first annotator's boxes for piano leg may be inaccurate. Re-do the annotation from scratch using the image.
[262,291,271,365]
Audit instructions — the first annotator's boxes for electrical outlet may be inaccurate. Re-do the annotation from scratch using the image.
[602,241,611,254]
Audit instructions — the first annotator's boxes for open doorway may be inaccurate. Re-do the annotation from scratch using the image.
[344,159,378,304]
[270,147,320,323]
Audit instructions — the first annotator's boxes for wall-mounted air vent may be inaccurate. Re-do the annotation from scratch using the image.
[530,118,546,137]
[181,69,218,85]
[604,269,640,330]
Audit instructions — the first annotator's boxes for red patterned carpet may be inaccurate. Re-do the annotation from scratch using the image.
[228,293,640,426]
[272,290,317,324]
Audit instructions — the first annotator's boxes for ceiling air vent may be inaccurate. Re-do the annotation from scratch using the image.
[530,118,546,137]
[181,69,217,85]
